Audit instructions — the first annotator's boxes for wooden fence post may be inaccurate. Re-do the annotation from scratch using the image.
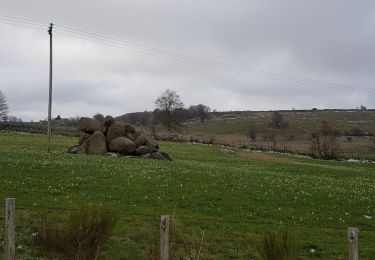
[348,227,359,260]
[160,215,170,260]
[4,198,15,260]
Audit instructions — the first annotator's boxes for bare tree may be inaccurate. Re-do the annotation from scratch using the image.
[310,131,339,159]
[310,120,340,159]
[0,90,9,120]
[66,116,81,127]
[155,89,184,133]
[190,104,211,123]
[270,111,288,129]
[248,125,257,142]
[6,116,22,122]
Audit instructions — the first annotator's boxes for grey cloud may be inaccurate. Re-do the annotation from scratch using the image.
[0,0,374,121]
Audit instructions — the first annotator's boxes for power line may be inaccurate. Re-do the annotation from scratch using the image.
[0,14,47,30]
[0,19,45,31]
[0,13,47,25]
[0,13,374,94]
[1,13,372,94]
[54,24,373,93]
[54,29,375,94]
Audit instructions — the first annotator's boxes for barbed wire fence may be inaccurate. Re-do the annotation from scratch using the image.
[3,198,374,259]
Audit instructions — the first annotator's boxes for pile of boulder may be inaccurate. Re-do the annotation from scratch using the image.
[68,116,172,160]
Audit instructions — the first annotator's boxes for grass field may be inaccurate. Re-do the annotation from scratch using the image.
[0,131,374,259]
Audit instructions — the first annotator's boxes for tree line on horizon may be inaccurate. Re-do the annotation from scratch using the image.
[93,89,212,134]
[0,88,370,125]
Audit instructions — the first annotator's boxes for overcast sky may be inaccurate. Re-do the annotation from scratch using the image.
[0,1,374,121]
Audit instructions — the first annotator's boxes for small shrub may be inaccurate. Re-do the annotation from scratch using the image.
[147,237,160,260]
[257,230,297,260]
[263,133,276,142]
[248,125,257,142]
[270,112,288,129]
[310,132,339,160]
[320,120,339,136]
[310,121,340,159]
[345,125,366,136]
[202,136,214,144]
[34,209,118,260]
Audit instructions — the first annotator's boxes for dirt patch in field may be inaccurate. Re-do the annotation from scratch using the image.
[237,151,289,163]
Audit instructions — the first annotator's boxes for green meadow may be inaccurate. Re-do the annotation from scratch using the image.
[0,131,374,259]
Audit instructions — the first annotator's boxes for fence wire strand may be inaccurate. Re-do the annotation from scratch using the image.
[15,204,375,233]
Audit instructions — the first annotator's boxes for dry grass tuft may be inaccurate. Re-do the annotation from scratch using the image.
[34,208,118,260]
[257,230,297,260]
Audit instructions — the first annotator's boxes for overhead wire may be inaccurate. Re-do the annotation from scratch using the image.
[54,23,373,93]
[0,13,374,94]
[0,13,47,25]
[53,28,375,94]
[0,18,46,31]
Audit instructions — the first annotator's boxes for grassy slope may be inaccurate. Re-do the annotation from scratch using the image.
[180,110,375,136]
[0,131,374,259]
[170,110,375,160]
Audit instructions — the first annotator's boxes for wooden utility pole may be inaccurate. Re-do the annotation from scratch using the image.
[47,23,53,153]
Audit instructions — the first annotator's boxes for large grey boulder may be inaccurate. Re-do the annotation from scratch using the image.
[145,138,159,151]
[104,115,115,126]
[78,117,106,134]
[107,121,126,142]
[124,123,136,133]
[126,132,136,141]
[107,121,138,141]
[109,137,136,154]
[77,131,107,155]
[135,145,150,155]
[135,134,147,147]
[142,151,172,161]
[78,131,91,145]
[150,151,166,160]
[133,130,145,139]
[160,151,173,161]
[70,117,171,160]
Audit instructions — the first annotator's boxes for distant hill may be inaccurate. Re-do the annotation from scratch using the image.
[116,109,375,160]
[116,111,153,126]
